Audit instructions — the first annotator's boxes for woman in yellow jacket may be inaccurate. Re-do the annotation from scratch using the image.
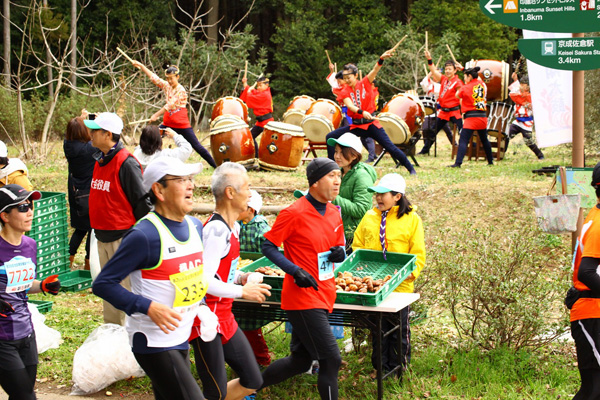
[353,172,425,377]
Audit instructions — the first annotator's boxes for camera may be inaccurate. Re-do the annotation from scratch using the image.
[88,113,96,120]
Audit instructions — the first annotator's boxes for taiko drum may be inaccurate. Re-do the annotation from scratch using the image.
[210,97,249,128]
[209,118,255,167]
[465,60,510,102]
[377,93,425,145]
[258,121,305,171]
[301,99,342,143]
[282,95,316,126]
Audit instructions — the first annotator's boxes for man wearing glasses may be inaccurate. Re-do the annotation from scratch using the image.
[93,157,216,399]
[85,112,150,325]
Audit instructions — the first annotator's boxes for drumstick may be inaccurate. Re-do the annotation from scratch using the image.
[446,44,458,65]
[325,50,332,65]
[127,118,152,125]
[334,62,337,73]
[116,47,134,64]
[359,70,363,81]
[435,55,443,68]
[425,31,428,52]
[391,35,408,52]
[244,61,248,80]
[423,64,428,75]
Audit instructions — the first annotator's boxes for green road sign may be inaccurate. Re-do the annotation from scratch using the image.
[479,0,600,33]
[518,37,600,70]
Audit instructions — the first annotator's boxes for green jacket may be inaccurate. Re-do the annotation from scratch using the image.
[332,162,377,239]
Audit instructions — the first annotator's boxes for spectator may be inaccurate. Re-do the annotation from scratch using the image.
[0,140,33,191]
[133,125,192,169]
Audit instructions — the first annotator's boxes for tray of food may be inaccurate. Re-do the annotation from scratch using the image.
[239,255,286,289]
[333,249,416,306]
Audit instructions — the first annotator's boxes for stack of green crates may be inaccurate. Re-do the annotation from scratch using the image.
[26,192,70,279]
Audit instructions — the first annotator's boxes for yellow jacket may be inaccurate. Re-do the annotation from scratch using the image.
[352,205,425,293]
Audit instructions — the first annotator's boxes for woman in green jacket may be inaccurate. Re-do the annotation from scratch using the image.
[326,133,377,251]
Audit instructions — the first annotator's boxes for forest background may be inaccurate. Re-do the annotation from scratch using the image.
[1,0,599,158]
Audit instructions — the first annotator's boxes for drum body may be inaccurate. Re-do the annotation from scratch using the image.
[282,95,316,126]
[419,96,436,116]
[465,60,510,102]
[210,120,255,167]
[487,102,515,135]
[378,93,425,145]
[258,121,305,171]
[210,97,249,128]
[301,99,342,143]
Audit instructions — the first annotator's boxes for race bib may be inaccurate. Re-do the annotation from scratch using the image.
[169,266,207,312]
[317,251,334,281]
[4,256,36,293]
[227,257,239,284]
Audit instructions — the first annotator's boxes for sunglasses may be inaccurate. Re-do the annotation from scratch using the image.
[11,203,33,213]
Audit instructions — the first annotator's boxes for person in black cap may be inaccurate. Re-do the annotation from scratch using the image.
[258,157,346,400]
[0,184,61,400]
[448,66,494,168]
[569,161,600,400]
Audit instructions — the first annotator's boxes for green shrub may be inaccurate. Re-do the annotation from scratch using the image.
[427,222,570,351]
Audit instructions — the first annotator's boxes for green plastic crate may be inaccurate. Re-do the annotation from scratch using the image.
[239,256,286,289]
[59,270,92,292]
[28,217,68,235]
[37,253,70,272]
[37,247,69,266]
[29,300,53,313]
[28,222,68,242]
[333,250,416,306]
[33,192,67,215]
[266,288,282,302]
[36,235,69,258]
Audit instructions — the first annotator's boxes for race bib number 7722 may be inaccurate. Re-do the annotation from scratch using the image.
[4,256,36,293]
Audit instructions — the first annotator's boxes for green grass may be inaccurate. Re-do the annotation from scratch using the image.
[22,137,592,398]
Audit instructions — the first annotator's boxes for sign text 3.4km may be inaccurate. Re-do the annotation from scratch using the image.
[479,0,599,33]
[518,37,600,70]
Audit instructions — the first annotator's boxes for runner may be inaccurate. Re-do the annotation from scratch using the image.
[325,50,416,175]
[190,162,272,400]
[0,184,61,400]
[568,162,600,400]
[259,157,346,400]
[131,61,217,168]
[93,157,215,400]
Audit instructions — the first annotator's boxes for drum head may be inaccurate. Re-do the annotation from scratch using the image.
[282,109,306,127]
[210,114,247,130]
[419,96,436,116]
[301,115,334,143]
[264,121,305,137]
[378,113,410,145]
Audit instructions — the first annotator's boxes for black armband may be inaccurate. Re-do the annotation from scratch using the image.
[427,59,433,65]
[378,58,384,66]
[357,109,364,115]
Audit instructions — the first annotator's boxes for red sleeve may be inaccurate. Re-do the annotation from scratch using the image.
[244,88,273,114]
[263,207,294,247]
[240,86,249,103]
[509,91,531,106]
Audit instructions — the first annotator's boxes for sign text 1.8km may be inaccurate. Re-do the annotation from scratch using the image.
[518,37,600,70]
[479,0,599,33]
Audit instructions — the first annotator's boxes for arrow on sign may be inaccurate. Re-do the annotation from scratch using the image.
[485,0,502,14]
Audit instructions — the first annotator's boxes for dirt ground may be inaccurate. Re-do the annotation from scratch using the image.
[0,381,154,399]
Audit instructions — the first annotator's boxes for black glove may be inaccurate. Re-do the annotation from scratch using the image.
[328,246,346,263]
[41,275,61,295]
[0,299,14,317]
[293,268,319,291]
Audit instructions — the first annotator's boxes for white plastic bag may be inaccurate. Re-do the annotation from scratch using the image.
[89,229,101,281]
[70,324,145,395]
[27,303,61,353]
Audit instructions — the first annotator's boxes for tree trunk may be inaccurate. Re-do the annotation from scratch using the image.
[206,0,219,45]
[69,0,76,87]
[2,0,9,86]
[43,0,54,97]
[41,68,63,154]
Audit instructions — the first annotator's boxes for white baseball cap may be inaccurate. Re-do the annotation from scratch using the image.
[368,173,406,194]
[143,157,202,193]
[83,112,124,135]
[248,189,263,213]
[0,140,7,157]
[326,133,363,154]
